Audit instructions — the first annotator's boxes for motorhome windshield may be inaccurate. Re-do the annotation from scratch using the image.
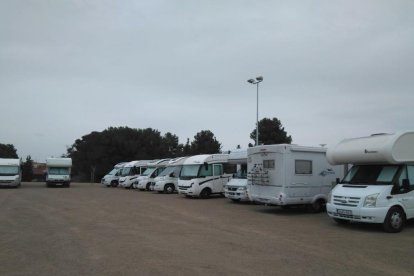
[341,165,400,185]
[233,168,247,179]
[180,165,200,180]
[48,167,70,175]
[121,167,132,176]
[0,166,19,175]
[159,166,180,177]
[108,168,118,175]
[142,167,156,176]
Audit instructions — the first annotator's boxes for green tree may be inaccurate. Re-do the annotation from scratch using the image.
[67,127,183,182]
[250,117,292,145]
[0,144,18,158]
[190,130,222,154]
[183,138,191,155]
[162,132,182,157]
[22,155,34,182]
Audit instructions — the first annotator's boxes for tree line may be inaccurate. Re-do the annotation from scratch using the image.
[0,117,291,182]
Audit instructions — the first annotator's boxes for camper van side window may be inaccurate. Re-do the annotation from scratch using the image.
[407,166,414,188]
[295,160,312,175]
[199,164,213,177]
[263,160,275,169]
[213,164,223,176]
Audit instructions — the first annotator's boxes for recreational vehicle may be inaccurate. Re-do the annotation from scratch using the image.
[46,157,72,187]
[101,162,127,187]
[326,131,414,233]
[224,150,249,202]
[135,159,170,191]
[178,154,235,198]
[0,158,22,188]
[153,157,188,194]
[119,160,149,189]
[248,144,343,212]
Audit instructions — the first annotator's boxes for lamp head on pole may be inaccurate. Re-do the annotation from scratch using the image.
[256,76,263,82]
[247,79,255,84]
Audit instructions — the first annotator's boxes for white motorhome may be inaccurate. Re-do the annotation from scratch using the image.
[248,144,343,212]
[326,131,414,233]
[136,159,170,191]
[178,154,235,198]
[119,160,149,189]
[46,158,72,187]
[0,158,22,188]
[153,157,188,194]
[101,162,127,187]
[224,150,249,202]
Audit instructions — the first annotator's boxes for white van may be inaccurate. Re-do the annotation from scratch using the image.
[178,154,235,198]
[136,159,170,191]
[248,144,343,212]
[153,157,188,194]
[224,150,249,202]
[0,158,22,188]
[119,160,149,189]
[326,131,414,233]
[101,162,127,187]
[46,158,72,187]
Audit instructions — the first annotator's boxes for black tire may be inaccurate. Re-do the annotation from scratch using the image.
[309,199,325,213]
[231,198,240,203]
[199,188,211,199]
[164,184,174,194]
[383,207,405,233]
[333,218,349,225]
[146,183,151,191]
[110,181,118,187]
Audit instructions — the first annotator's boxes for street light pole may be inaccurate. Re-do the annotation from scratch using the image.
[247,76,263,146]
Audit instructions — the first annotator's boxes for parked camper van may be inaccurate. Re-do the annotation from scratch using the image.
[224,150,249,202]
[0,158,22,188]
[248,144,343,212]
[153,157,188,194]
[101,162,126,187]
[326,131,414,233]
[178,154,235,198]
[136,159,170,191]
[46,158,72,187]
[119,160,148,189]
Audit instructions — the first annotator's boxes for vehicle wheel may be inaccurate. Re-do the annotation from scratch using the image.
[231,198,240,203]
[333,218,349,225]
[164,184,174,194]
[309,199,325,213]
[146,183,151,191]
[383,207,405,233]
[199,188,211,199]
[110,181,118,187]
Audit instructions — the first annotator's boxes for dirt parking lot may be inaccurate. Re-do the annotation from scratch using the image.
[1,182,414,276]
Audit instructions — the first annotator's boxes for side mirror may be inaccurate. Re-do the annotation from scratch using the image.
[402,179,410,191]
[169,172,174,177]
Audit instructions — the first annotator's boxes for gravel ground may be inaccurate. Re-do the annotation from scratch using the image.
[1,182,414,276]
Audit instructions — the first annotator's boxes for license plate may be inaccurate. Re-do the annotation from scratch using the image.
[337,209,352,215]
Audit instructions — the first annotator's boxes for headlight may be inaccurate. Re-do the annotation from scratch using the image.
[237,186,247,191]
[363,193,379,207]
[189,183,194,188]
[327,191,332,204]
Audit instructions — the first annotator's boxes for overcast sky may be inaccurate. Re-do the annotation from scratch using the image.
[1,0,413,162]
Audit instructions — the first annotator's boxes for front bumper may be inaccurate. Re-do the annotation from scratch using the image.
[326,203,388,223]
[224,188,249,201]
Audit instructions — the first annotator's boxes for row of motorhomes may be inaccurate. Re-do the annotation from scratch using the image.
[101,130,414,233]
[0,157,72,188]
